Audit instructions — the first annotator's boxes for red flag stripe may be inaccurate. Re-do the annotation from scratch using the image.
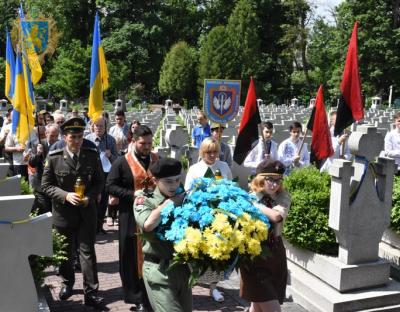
[238,77,257,134]
[312,85,334,160]
[340,21,363,121]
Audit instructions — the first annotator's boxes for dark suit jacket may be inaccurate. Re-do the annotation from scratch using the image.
[41,146,105,228]
[28,139,52,177]
[106,156,135,234]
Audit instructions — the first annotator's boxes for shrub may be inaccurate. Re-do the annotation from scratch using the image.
[283,166,338,255]
[391,176,400,234]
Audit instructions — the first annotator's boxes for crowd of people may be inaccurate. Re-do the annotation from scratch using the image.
[0,106,399,312]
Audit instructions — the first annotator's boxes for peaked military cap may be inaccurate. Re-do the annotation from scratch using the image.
[60,117,86,134]
[150,158,182,179]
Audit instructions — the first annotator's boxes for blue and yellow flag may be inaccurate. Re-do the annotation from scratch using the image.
[5,30,15,102]
[88,13,109,122]
[12,53,35,146]
[19,4,42,85]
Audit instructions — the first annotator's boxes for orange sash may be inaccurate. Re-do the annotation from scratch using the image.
[125,151,158,277]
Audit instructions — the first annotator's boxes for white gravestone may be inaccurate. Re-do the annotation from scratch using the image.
[0,194,52,312]
[59,99,67,111]
[0,163,20,196]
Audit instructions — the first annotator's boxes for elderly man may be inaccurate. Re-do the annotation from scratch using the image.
[86,117,118,234]
[42,117,105,308]
[29,124,59,214]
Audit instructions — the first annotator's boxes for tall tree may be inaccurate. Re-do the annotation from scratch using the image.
[330,0,400,100]
[280,0,313,98]
[158,41,198,103]
[225,0,261,81]
[197,25,239,98]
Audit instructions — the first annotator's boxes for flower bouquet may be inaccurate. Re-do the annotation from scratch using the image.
[156,177,270,285]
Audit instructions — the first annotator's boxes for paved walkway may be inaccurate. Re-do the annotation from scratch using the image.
[44,223,306,312]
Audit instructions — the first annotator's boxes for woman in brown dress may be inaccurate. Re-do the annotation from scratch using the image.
[240,159,291,312]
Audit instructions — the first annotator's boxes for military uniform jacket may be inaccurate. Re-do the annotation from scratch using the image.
[134,187,175,260]
[42,146,105,228]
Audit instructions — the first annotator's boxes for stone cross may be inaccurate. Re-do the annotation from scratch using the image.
[329,125,395,265]
[0,176,52,311]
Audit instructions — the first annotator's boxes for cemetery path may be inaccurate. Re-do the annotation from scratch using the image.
[44,223,306,312]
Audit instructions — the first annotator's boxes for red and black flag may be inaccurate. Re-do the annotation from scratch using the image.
[334,21,363,136]
[233,77,261,165]
[307,85,334,160]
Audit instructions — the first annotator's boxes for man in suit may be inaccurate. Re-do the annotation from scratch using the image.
[42,117,105,308]
[29,124,59,214]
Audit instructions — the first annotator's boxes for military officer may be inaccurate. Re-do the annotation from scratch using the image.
[42,117,105,308]
[134,158,192,312]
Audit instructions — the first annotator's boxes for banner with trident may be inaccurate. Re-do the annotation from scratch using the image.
[203,79,241,124]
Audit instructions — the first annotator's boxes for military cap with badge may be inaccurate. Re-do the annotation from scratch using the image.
[60,117,86,134]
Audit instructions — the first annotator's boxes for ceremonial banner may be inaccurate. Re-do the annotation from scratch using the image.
[233,77,261,165]
[11,8,59,65]
[334,21,363,136]
[203,79,241,123]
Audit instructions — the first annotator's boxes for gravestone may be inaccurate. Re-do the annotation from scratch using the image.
[286,125,400,312]
[0,171,52,312]
[0,163,20,195]
[59,99,67,111]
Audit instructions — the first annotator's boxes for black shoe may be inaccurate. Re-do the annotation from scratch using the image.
[135,303,146,312]
[58,285,73,300]
[84,293,104,308]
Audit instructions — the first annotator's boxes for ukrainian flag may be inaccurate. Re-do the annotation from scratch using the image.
[5,30,15,102]
[88,13,109,122]
[12,53,35,146]
[19,4,42,85]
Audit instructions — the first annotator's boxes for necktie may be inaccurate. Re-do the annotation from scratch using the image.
[73,153,78,165]
[265,141,272,155]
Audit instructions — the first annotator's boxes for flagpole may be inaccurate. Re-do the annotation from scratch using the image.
[18,10,33,149]
[297,127,308,156]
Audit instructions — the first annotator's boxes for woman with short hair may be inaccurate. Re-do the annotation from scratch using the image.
[184,137,232,191]
[184,137,232,302]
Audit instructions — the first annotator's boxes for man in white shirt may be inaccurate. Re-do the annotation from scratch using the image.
[278,121,310,173]
[109,110,129,153]
[244,121,278,174]
[384,112,400,173]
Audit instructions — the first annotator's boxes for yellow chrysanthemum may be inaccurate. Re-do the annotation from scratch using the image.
[247,238,262,257]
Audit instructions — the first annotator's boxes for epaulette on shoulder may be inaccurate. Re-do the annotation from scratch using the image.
[48,149,63,156]
[81,146,98,153]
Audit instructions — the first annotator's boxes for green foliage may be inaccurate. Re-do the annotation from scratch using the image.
[153,117,165,147]
[158,41,198,102]
[391,176,400,234]
[21,178,33,195]
[225,0,261,80]
[36,40,91,100]
[283,167,338,255]
[198,26,238,98]
[29,230,68,286]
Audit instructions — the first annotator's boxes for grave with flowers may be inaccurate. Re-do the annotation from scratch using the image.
[285,125,400,312]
